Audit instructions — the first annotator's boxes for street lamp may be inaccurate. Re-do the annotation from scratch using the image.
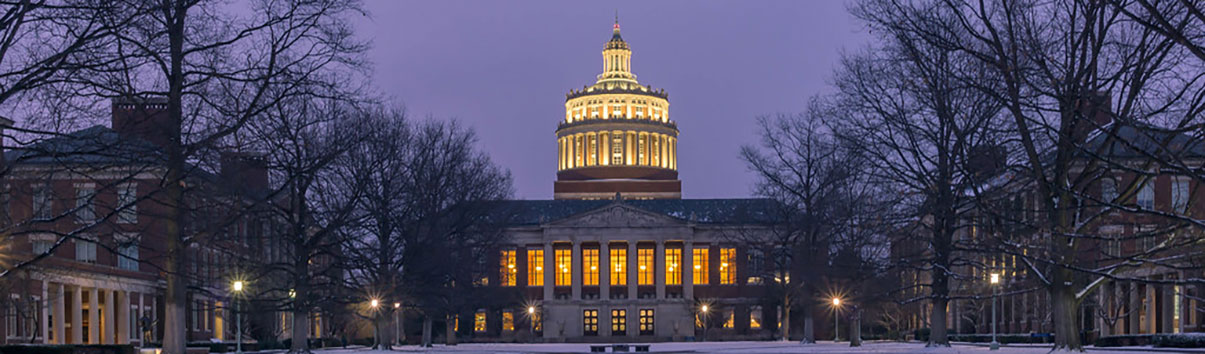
[832,297,842,342]
[394,302,402,346]
[527,306,538,338]
[990,273,1000,350]
[700,305,710,341]
[231,281,245,354]
[370,299,381,349]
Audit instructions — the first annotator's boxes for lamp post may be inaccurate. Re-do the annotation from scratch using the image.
[232,281,244,354]
[528,306,537,339]
[394,302,401,346]
[832,298,841,342]
[990,273,1000,350]
[700,305,709,341]
[370,299,380,349]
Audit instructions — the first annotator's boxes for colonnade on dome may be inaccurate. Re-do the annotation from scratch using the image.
[557,130,677,171]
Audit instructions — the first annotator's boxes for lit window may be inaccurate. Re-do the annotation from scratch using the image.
[528,249,544,286]
[502,310,514,331]
[454,315,459,332]
[723,308,734,328]
[692,248,709,285]
[638,135,647,165]
[556,248,571,286]
[611,135,624,165]
[532,312,542,332]
[611,309,627,335]
[1138,180,1155,209]
[637,247,654,285]
[500,249,517,286]
[665,247,681,285]
[750,306,762,329]
[610,247,627,286]
[583,310,599,336]
[719,248,736,284]
[474,311,486,332]
[638,309,654,335]
[117,183,138,224]
[583,248,599,286]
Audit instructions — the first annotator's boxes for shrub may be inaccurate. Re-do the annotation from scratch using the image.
[0,345,135,354]
[1154,333,1205,348]
[1095,334,1154,347]
[950,333,1053,344]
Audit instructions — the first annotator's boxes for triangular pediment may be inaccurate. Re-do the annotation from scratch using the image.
[546,203,685,228]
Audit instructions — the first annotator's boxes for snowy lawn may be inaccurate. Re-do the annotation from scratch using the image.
[295,340,1205,353]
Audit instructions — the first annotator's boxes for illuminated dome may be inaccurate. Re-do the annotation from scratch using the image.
[554,18,680,200]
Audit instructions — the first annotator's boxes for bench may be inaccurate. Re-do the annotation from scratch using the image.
[634,344,651,352]
[590,345,609,352]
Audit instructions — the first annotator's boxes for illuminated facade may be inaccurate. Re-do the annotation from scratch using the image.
[555,19,681,200]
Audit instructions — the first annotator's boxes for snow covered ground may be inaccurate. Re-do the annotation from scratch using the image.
[299,341,1204,353]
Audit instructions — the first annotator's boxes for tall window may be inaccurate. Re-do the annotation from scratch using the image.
[583,310,599,336]
[692,247,709,285]
[723,308,734,328]
[118,242,139,271]
[555,248,571,286]
[76,239,96,263]
[587,135,597,165]
[610,247,627,286]
[750,306,763,329]
[500,249,517,286]
[117,183,137,224]
[611,309,627,335]
[719,248,736,285]
[611,136,623,165]
[502,310,514,331]
[32,184,51,219]
[31,235,53,255]
[638,135,647,165]
[638,309,654,335]
[474,311,486,332]
[637,247,654,285]
[1138,180,1155,209]
[528,249,544,286]
[1172,179,1190,213]
[665,247,681,285]
[747,249,765,284]
[74,185,95,224]
[532,312,542,332]
[582,248,599,286]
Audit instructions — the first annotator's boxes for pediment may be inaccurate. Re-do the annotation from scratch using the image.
[546,203,684,228]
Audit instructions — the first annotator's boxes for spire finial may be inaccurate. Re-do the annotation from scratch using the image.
[613,10,620,33]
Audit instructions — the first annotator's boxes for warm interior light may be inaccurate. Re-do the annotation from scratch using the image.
[639,265,646,270]
[721,262,728,267]
[536,266,543,271]
[507,264,515,269]
[394,302,400,309]
[694,265,701,270]
[990,273,1000,284]
[591,266,597,271]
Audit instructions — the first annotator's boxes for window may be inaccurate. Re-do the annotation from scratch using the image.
[453,315,459,332]
[502,310,514,331]
[583,248,599,286]
[723,308,734,328]
[665,247,681,285]
[31,235,53,255]
[473,311,486,332]
[555,248,571,286]
[637,135,646,165]
[610,247,627,286]
[1101,178,1118,203]
[75,239,96,263]
[1173,179,1190,213]
[118,241,139,271]
[719,248,736,284]
[532,311,542,332]
[500,249,517,286]
[611,309,627,335]
[611,135,623,165]
[74,184,95,224]
[1138,180,1155,209]
[32,184,51,219]
[583,309,598,336]
[6,305,16,338]
[747,249,765,284]
[117,183,137,224]
[750,306,763,329]
[528,249,544,286]
[638,309,654,335]
[637,247,654,285]
[692,247,709,285]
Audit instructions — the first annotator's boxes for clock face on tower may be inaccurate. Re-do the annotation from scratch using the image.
[554,19,681,200]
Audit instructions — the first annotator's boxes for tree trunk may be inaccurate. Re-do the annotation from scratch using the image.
[849,308,862,347]
[781,293,790,341]
[445,314,457,345]
[929,297,949,347]
[1051,269,1082,350]
[801,282,815,343]
[290,309,310,352]
[398,310,406,345]
[162,2,188,353]
[421,316,432,347]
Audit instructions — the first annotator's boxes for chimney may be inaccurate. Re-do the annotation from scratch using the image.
[1072,91,1113,142]
[220,151,269,192]
[0,117,11,169]
[112,97,172,149]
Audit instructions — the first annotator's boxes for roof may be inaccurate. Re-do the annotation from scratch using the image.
[1081,123,1205,159]
[4,125,166,166]
[493,198,781,226]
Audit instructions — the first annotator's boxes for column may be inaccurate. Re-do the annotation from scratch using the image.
[571,242,582,300]
[543,243,554,301]
[71,286,82,343]
[1163,283,1175,333]
[683,241,694,300]
[627,242,638,300]
[1098,282,1111,336]
[104,289,115,344]
[626,132,635,165]
[89,288,99,344]
[659,135,668,168]
[655,241,665,299]
[600,132,610,166]
[138,293,145,344]
[53,284,64,344]
[1129,282,1141,334]
[558,138,564,170]
[118,291,129,344]
[600,242,610,300]
[1148,283,1157,333]
[41,281,49,344]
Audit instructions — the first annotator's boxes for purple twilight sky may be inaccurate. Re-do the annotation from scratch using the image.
[357,1,871,200]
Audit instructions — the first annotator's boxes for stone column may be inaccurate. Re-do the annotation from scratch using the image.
[628,242,638,300]
[1163,283,1175,333]
[138,293,145,344]
[1129,282,1141,334]
[1098,282,1111,336]
[543,243,554,301]
[572,242,582,300]
[1148,282,1157,333]
[53,284,65,344]
[600,242,610,300]
[103,289,115,344]
[655,241,665,299]
[41,281,49,344]
[683,241,694,300]
[70,286,82,343]
[118,291,129,344]
[89,288,99,344]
